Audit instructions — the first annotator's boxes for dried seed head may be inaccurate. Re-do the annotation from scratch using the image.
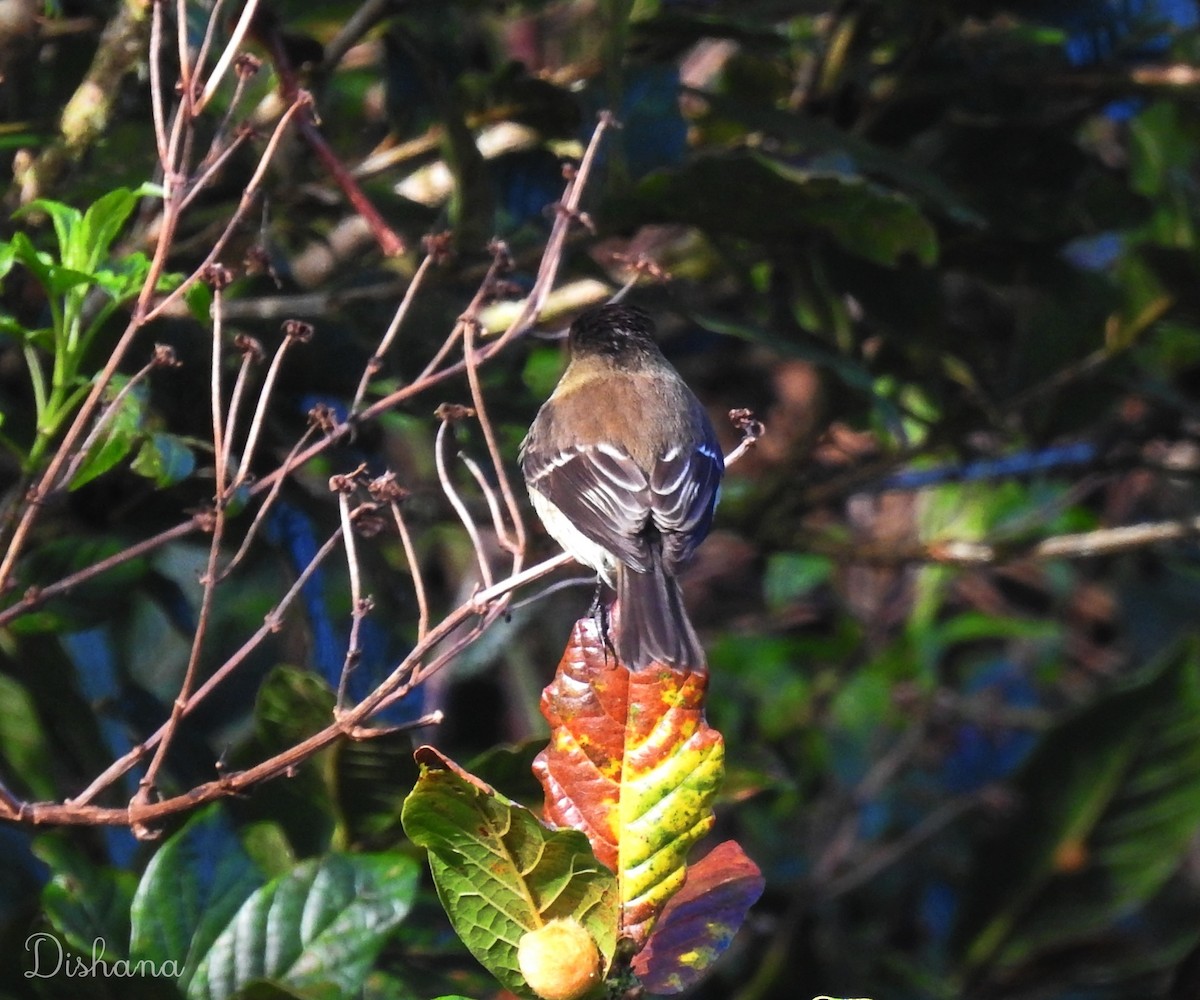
[282,319,314,343]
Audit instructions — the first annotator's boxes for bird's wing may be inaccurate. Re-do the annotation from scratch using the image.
[521,441,655,571]
[651,437,724,572]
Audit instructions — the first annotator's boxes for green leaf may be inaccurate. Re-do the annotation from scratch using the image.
[615,151,938,267]
[185,281,214,324]
[255,666,336,749]
[402,763,618,996]
[693,90,985,227]
[9,230,95,298]
[764,553,832,612]
[17,198,82,266]
[0,672,56,799]
[954,639,1200,971]
[42,865,137,962]
[92,250,154,301]
[331,729,420,847]
[79,187,142,272]
[187,852,419,1000]
[131,432,196,487]
[130,805,266,990]
[67,375,147,490]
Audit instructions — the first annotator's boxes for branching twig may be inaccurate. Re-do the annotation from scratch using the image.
[70,526,345,806]
[58,345,180,489]
[232,321,311,493]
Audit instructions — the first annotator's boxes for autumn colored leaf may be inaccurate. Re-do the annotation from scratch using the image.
[401,755,618,996]
[631,840,765,995]
[533,615,725,945]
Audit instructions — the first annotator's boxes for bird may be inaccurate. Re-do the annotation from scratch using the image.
[519,303,724,669]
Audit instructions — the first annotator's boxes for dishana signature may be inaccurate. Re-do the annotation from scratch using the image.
[24,933,182,979]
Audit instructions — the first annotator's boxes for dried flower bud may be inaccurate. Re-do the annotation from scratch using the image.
[517,918,601,1000]
[421,231,454,263]
[201,263,234,290]
[434,402,475,423]
[233,333,265,362]
[234,53,262,78]
[282,319,314,343]
[308,402,338,433]
[367,472,409,503]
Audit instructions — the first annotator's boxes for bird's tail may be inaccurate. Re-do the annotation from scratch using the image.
[615,560,705,670]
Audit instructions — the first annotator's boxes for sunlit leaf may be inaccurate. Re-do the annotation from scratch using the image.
[401,758,618,996]
[79,186,143,272]
[533,615,724,945]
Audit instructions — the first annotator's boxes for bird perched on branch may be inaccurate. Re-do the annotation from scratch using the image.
[520,303,723,669]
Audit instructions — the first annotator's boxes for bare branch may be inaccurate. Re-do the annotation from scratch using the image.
[70,527,344,806]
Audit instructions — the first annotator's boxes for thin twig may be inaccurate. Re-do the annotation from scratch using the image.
[389,499,431,642]
[149,0,168,163]
[334,489,369,712]
[463,317,526,559]
[232,322,309,493]
[182,126,253,212]
[321,0,393,71]
[435,415,494,589]
[193,0,230,97]
[220,422,320,579]
[460,453,513,556]
[57,350,162,489]
[210,283,230,498]
[0,519,201,628]
[220,335,264,483]
[823,794,982,900]
[175,0,193,109]
[350,251,438,415]
[490,111,616,354]
[510,572,596,611]
[196,0,262,114]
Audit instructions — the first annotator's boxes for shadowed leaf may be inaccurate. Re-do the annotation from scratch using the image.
[632,840,765,995]
[187,852,418,1000]
[954,639,1200,971]
[613,151,938,267]
[130,805,265,989]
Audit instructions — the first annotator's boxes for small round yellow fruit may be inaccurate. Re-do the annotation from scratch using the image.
[517,917,601,1000]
